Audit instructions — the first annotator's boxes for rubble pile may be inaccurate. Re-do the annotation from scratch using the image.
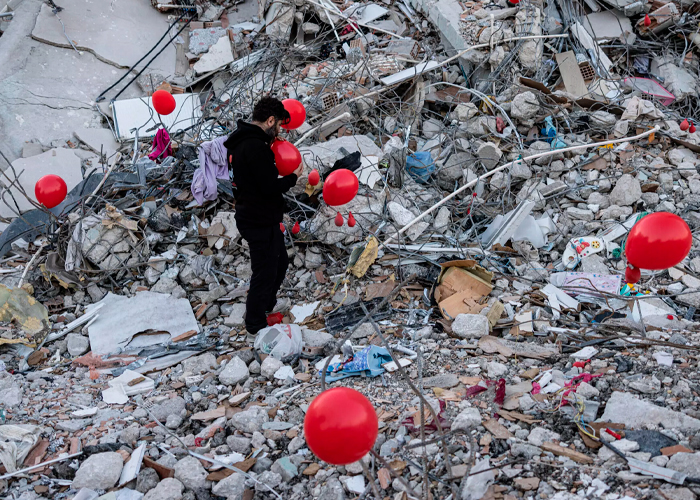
[2,0,700,499]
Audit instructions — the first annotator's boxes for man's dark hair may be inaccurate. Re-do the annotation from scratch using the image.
[252,96,290,124]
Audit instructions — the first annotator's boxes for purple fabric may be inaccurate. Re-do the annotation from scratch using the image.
[148,128,172,161]
[191,136,229,205]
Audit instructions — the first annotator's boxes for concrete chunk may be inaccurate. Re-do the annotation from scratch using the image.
[598,391,700,432]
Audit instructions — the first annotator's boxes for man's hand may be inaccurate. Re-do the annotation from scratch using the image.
[292,163,303,177]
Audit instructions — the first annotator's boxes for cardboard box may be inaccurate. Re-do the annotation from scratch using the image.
[433,260,493,320]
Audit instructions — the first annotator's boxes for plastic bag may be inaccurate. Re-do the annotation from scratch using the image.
[405,151,435,184]
[254,324,304,360]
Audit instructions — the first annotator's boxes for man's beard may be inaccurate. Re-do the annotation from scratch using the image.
[264,124,277,139]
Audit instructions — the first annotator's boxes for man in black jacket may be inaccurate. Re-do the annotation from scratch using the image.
[224,97,303,340]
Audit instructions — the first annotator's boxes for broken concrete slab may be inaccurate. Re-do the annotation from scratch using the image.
[32,0,175,74]
[86,291,200,355]
[74,128,120,158]
[193,36,234,74]
[0,148,83,217]
[598,391,700,433]
[0,0,144,162]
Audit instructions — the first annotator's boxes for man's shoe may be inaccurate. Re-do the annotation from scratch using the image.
[271,297,291,314]
[245,332,257,343]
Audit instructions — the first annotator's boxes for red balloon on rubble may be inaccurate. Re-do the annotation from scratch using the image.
[304,387,378,465]
[308,169,320,186]
[323,169,359,207]
[625,265,641,284]
[279,223,286,233]
[334,212,344,227]
[625,212,692,270]
[35,174,67,208]
[292,221,301,234]
[643,14,651,27]
[690,122,697,133]
[347,211,356,227]
[281,99,306,130]
[680,119,690,131]
[152,89,176,115]
[271,139,302,176]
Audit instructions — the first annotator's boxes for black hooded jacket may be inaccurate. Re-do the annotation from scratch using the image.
[224,120,298,227]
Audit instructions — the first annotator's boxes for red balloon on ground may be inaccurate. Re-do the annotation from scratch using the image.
[35,174,67,208]
[152,89,176,115]
[304,387,378,465]
[334,212,344,227]
[308,169,320,186]
[625,265,641,284]
[625,212,692,270]
[271,139,302,176]
[347,212,356,227]
[281,99,306,130]
[279,223,286,233]
[323,169,359,206]
[292,221,300,235]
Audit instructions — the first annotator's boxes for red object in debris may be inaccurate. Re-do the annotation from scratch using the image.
[304,387,378,465]
[667,314,674,320]
[323,169,359,206]
[690,122,697,133]
[292,221,301,234]
[308,169,320,186]
[280,223,286,233]
[496,116,506,133]
[281,99,306,130]
[194,437,204,447]
[152,89,176,115]
[35,174,67,209]
[266,312,283,326]
[335,212,344,227]
[605,428,622,440]
[229,154,232,164]
[680,118,690,131]
[572,360,589,368]
[626,212,692,270]
[494,378,506,405]
[625,265,641,284]
[643,14,651,27]
[271,139,302,176]
[347,212,356,227]
[531,382,541,395]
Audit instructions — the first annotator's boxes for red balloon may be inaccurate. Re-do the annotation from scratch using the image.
[152,90,176,115]
[279,223,286,233]
[308,169,320,186]
[304,387,378,465]
[625,265,641,284]
[323,169,359,207]
[281,99,306,130]
[691,122,697,133]
[271,139,302,176]
[35,174,67,208]
[625,212,692,270]
[680,119,690,131]
[292,221,300,234]
[347,211,356,227]
[334,212,344,227]
[643,13,651,27]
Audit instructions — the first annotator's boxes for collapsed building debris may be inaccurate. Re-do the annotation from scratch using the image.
[3,0,700,499]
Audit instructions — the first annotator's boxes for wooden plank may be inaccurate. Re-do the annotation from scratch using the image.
[541,442,593,464]
[143,456,175,479]
[555,51,588,97]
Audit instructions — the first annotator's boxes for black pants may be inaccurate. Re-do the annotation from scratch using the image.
[237,223,289,334]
